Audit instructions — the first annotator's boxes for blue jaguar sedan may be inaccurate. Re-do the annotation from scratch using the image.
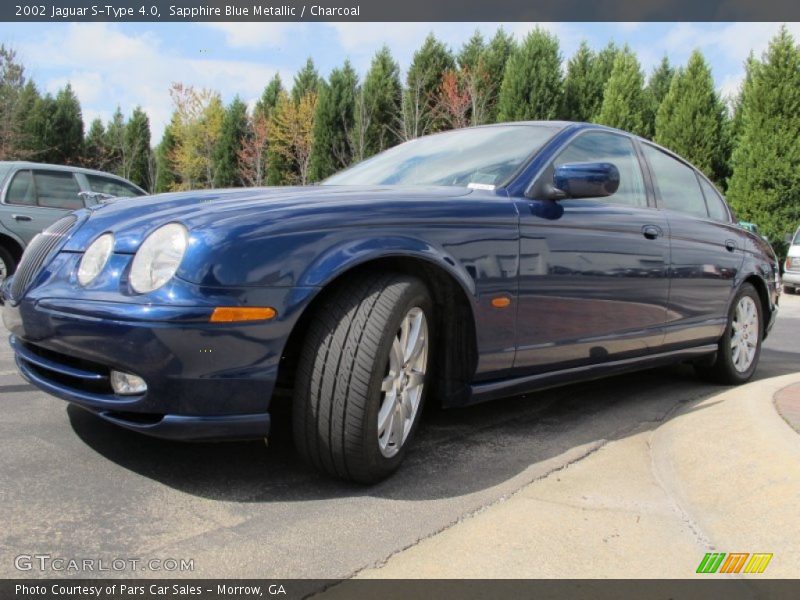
[1,122,780,482]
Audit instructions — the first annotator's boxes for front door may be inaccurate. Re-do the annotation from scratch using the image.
[514,130,670,374]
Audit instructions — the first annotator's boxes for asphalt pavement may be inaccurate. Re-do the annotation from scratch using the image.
[1,293,799,581]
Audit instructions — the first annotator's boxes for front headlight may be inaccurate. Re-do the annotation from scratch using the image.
[130,223,188,293]
[77,233,114,286]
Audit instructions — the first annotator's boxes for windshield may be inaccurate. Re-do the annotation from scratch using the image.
[323,124,561,188]
[794,228,800,245]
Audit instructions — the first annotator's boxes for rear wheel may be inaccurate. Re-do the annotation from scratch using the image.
[0,246,16,284]
[784,285,796,295]
[696,283,762,384]
[293,273,433,483]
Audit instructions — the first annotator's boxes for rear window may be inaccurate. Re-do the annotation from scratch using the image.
[6,170,36,206]
[698,177,730,223]
[85,174,144,198]
[642,144,708,218]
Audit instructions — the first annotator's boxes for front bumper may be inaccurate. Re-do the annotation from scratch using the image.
[2,283,305,441]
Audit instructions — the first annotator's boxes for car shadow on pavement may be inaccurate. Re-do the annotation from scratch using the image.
[65,355,782,505]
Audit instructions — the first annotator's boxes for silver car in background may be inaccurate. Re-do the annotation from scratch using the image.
[0,161,145,282]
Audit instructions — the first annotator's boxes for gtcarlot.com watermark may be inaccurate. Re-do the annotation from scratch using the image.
[15,554,195,573]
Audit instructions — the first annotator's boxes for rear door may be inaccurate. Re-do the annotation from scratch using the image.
[639,143,747,348]
[514,130,671,374]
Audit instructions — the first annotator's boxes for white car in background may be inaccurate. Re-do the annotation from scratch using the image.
[785,226,800,294]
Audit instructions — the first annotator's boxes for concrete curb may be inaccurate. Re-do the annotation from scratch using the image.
[349,373,800,579]
[775,382,800,434]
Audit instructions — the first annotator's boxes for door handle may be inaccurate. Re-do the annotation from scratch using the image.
[725,239,737,252]
[642,224,662,240]
[12,214,32,222]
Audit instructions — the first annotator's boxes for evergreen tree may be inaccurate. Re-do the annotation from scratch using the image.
[730,53,757,146]
[309,61,357,181]
[256,74,283,119]
[458,30,485,72]
[355,46,402,160]
[655,50,728,183]
[727,26,800,256]
[104,107,126,175]
[497,28,562,122]
[51,84,84,164]
[402,33,455,137]
[292,58,320,103]
[12,81,40,159]
[124,106,151,189]
[213,96,248,187]
[561,41,600,122]
[643,56,675,138]
[0,45,27,159]
[596,47,647,136]
[481,28,515,122]
[589,42,621,120]
[154,118,179,192]
[84,118,108,170]
[25,93,58,162]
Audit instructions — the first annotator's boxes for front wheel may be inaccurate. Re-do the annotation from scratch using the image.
[293,273,433,483]
[696,283,763,384]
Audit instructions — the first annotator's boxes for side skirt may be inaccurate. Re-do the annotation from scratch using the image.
[466,344,718,405]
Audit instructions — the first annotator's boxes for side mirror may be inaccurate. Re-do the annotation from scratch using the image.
[549,162,620,200]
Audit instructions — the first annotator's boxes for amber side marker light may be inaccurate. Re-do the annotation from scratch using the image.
[491,296,511,309]
[210,307,277,322]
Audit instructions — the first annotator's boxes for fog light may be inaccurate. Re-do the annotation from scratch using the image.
[110,370,147,395]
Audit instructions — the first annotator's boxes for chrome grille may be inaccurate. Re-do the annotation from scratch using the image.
[10,215,77,301]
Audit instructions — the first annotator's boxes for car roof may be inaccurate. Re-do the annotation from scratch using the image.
[0,161,144,190]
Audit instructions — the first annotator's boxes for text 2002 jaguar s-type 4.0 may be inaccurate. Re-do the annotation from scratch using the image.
[1,122,779,483]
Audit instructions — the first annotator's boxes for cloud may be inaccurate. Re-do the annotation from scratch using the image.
[201,23,298,49]
[14,23,285,140]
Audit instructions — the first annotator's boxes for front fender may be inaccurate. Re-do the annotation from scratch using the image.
[297,235,477,298]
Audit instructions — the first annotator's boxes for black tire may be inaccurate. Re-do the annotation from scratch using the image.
[0,246,16,284]
[696,282,763,384]
[784,285,795,295]
[293,272,433,483]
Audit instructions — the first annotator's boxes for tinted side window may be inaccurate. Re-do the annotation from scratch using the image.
[642,144,708,218]
[33,171,82,209]
[698,177,730,223]
[6,170,35,206]
[553,132,646,207]
[85,174,143,198]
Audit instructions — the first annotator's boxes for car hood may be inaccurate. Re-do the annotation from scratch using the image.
[63,185,474,253]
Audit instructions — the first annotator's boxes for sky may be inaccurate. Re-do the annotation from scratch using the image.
[0,21,797,141]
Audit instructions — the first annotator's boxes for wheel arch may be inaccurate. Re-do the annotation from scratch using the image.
[277,253,480,409]
[0,231,24,269]
[742,273,771,340]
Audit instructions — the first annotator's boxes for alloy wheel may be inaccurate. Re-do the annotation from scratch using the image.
[378,307,428,458]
